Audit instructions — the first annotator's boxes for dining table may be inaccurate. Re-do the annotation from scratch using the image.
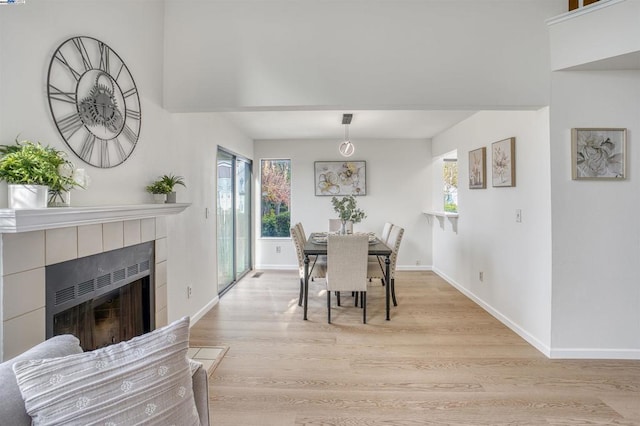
[302,232,394,321]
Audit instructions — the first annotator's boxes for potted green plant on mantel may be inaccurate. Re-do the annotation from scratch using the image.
[331,195,366,234]
[145,180,171,204]
[0,139,85,209]
[160,174,186,203]
[145,174,186,204]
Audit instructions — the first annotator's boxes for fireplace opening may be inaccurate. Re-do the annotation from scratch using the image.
[53,277,151,350]
[46,242,155,351]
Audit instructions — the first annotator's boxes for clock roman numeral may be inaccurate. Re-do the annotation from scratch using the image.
[121,124,138,144]
[113,138,127,163]
[126,108,141,121]
[123,87,138,99]
[48,84,76,104]
[98,42,110,73]
[114,63,125,81]
[57,112,84,139]
[79,133,96,161]
[54,51,82,81]
[100,140,110,168]
[71,37,93,71]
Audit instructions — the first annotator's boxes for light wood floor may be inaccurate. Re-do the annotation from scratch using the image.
[189,270,640,425]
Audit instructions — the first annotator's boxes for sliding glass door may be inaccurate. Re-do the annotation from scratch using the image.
[217,148,252,295]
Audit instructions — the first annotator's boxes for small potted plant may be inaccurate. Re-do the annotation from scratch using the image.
[0,139,83,208]
[331,195,366,234]
[159,174,186,203]
[145,180,171,204]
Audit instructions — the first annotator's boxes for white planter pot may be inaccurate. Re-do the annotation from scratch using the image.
[8,184,49,209]
[152,194,166,204]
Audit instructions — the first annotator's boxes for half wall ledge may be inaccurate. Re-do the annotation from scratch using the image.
[423,211,458,233]
[0,203,191,233]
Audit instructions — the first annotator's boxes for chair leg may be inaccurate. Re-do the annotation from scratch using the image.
[391,278,398,306]
[362,291,367,324]
[337,291,341,306]
[354,292,359,307]
[327,291,331,324]
[298,278,303,307]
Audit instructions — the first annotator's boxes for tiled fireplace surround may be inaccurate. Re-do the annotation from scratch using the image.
[0,204,188,361]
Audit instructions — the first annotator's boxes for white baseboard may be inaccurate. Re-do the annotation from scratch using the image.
[433,267,552,358]
[189,296,219,326]
[550,348,640,360]
[433,268,640,360]
[397,265,432,271]
[255,264,297,270]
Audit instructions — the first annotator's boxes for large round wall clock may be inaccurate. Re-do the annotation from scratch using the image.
[47,36,141,168]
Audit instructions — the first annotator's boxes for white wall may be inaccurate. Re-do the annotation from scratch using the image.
[163,0,564,112]
[549,70,640,358]
[253,139,433,271]
[431,110,553,354]
[548,0,640,71]
[166,114,253,321]
[0,0,254,325]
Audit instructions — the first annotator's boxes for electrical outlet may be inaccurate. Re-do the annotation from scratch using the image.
[516,209,522,223]
[275,246,282,254]
[479,271,484,281]
[187,285,192,299]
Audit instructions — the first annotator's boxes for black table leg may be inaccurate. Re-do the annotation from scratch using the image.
[304,254,310,320]
[385,255,391,320]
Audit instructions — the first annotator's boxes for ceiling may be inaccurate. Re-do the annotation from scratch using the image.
[221,110,477,141]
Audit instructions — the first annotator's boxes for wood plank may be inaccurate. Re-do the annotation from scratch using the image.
[190,271,640,425]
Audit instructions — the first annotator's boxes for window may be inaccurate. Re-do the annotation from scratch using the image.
[260,159,291,237]
[443,158,458,213]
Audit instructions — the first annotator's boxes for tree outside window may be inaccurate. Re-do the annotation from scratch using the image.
[443,159,458,213]
[261,159,291,237]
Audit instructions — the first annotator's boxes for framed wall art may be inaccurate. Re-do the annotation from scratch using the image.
[492,137,516,187]
[469,147,486,189]
[571,128,626,180]
[314,160,366,196]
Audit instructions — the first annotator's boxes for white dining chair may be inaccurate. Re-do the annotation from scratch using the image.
[326,234,369,323]
[367,224,404,307]
[291,225,326,306]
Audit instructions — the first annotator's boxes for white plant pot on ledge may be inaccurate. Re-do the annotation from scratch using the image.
[152,194,166,204]
[8,184,49,209]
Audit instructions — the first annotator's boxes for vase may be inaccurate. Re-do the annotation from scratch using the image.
[165,191,177,203]
[8,184,49,209]
[48,190,71,207]
[152,194,166,204]
[340,221,347,235]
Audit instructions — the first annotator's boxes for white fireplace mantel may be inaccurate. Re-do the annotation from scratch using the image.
[0,203,191,233]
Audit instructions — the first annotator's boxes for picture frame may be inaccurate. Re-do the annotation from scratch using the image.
[314,160,366,196]
[468,147,486,189]
[492,137,516,187]
[571,128,626,180]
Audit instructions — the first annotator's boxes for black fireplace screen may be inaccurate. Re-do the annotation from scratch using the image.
[46,242,155,351]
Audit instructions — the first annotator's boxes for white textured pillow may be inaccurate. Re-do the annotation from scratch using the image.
[13,317,200,426]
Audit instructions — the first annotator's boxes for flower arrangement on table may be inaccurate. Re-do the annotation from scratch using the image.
[331,195,366,233]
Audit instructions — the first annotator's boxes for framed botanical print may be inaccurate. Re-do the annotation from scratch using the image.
[492,137,516,187]
[314,161,366,196]
[571,128,626,180]
[469,147,486,189]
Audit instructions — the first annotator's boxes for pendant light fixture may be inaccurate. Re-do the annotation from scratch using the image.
[339,113,355,157]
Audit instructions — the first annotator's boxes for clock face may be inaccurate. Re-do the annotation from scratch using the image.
[47,36,141,168]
